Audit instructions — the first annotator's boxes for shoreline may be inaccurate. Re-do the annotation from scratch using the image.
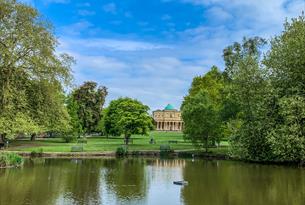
[1,150,228,159]
[1,150,303,167]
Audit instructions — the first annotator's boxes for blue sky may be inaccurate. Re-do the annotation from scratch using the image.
[21,0,304,111]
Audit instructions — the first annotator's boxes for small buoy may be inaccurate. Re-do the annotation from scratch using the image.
[173,181,188,186]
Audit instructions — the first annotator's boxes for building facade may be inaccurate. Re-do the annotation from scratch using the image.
[153,104,183,131]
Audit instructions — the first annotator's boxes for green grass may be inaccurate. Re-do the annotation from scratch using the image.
[6,131,229,154]
[0,153,23,168]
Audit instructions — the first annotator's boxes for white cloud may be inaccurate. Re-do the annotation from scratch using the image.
[205,7,232,22]
[56,0,304,110]
[102,3,117,14]
[59,20,94,36]
[59,37,171,52]
[78,9,95,16]
[18,0,70,5]
[57,36,205,111]
[162,14,172,21]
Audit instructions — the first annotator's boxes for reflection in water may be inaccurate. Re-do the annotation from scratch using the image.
[181,160,305,205]
[0,158,304,205]
[102,158,147,204]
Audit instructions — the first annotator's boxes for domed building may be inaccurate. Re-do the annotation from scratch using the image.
[152,104,184,131]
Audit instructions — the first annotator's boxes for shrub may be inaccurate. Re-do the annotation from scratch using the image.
[116,146,128,156]
[0,153,23,168]
[30,148,44,157]
[71,146,83,152]
[160,144,173,157]
[63,133,77,143]
[177,151,194,158]
[77,138,87,144]
[131,150,140,156]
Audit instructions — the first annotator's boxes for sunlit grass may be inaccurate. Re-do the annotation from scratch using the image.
[7,131,229,154]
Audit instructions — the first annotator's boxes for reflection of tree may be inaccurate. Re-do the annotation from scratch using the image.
[103,158,147,201]
[0,158,104,205]
[0,158,64,205]
[61,159,103,205]
[181,160,305,205]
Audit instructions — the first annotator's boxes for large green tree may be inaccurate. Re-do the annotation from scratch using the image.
[182,90,221,152]
[222,37,274,161]
[0,0,73,140]
[183,66,238,143]
[71,81,108,134]
[66,95,83,137]
[263,15,305,162]
[223,15,305,162]
[103,97,153,144]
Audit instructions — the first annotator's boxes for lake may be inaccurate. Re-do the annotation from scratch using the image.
[0,158,304,205]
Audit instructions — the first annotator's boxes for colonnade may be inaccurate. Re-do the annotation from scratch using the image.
[156,121,183,131]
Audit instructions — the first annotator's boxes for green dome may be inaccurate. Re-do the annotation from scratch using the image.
[164,104,175,110]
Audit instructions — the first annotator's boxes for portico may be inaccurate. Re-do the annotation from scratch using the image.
[153,104,183,131]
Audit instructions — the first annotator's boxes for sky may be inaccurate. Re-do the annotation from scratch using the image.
[20,0,305,111]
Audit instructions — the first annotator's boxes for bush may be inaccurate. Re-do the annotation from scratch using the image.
[116,146,128,156]
[77,138,87,144]
[131,150,140,156]
[0,153,23,168]
[177,151,194,158]
[71,146,83,152]
[160,144,173,156]
[30,148,44,157]
[63,133,77,143]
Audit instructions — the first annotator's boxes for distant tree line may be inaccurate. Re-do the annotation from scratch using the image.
[182,15,305,163]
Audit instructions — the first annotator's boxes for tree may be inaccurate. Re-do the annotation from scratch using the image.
[223,16,305,162]
[263,15,305,162]
[182,66,227,146]
[0,0,73,140]
[182,90,221,152]
[223,37,267,80]
[222,37,274,161]
[103,98,153,145]
[66,96,83,137]
[71,81,108,134]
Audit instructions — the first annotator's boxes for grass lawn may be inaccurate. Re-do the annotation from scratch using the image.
[6,131,229,154]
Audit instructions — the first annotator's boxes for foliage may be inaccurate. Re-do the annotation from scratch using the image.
[0,153,23,168]
[160,144,173,156]
[182,90,221,152]
[30,148,44,157]
[103,97,153,144]
[181,15,305,163]
[62,132,77,143]
[0,0,73,139]
[225,16,305,162]
[262,15,305,162]
[116,146,128,156]
[66,96,83,137]
[223,38,274,161]
[71,81,108,134]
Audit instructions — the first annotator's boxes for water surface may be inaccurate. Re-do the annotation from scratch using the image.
[0,158,304,205]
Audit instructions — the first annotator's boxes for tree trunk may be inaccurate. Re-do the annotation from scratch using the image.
[125,136,129,145]
[205,134,208,153]
[31,133,36,141]
[0,133,7,143]
[124,132,129,145]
